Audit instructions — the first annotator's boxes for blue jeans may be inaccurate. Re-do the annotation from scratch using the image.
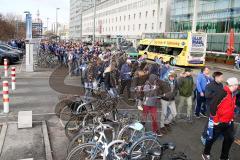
[195,91,206,116]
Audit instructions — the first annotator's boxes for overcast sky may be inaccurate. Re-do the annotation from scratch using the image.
[0,0,69,27]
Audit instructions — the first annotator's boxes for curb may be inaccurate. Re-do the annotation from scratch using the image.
[42,121,53,160]
[0,123,7,156]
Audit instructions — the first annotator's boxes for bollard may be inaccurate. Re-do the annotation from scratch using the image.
[3,81,9,113]
[4,59,8,78]
[11,67,16,90]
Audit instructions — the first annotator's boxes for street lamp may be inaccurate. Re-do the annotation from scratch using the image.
[56,8,60,36]
[93,0,96,43]
[47,17,49,31]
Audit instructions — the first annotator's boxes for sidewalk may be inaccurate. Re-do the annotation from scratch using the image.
[206,62,239,72]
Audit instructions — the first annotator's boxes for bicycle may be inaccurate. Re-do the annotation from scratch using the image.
[66,112,144,154]
[104,133,175,160]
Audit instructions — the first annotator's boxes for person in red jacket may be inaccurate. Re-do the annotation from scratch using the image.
[202,77,239,160]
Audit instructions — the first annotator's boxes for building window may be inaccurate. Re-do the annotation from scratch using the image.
[128,25,130,31]
[119,26,121,31]
[139,12,141,19]
[129,14,130,20]
[124,25,125,31]
[160,8,163,15]
[134,14,136,19]
[133,24,135,31]
[112,27,113,31]
[116,26,117,31]
[159,22,162,29]
[139,24,141,30]
[120,16,121,21]
[124,15,126,21]
[112,18,114,23]
[152,10,155,17]
[145,24,147,30]
[116,17,117,22]
[109,18,110,23]
[152,23,154,30]
[146,11,148,17]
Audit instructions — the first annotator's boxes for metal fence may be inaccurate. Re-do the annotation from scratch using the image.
[207,33,240,53]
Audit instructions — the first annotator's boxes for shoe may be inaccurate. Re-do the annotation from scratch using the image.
[195,113,200,119]
[200,112,207,118]
[165,124,171,131]
[186,116,193,122]
[201,135,206,145]
[156,130,163,137]
[160,127,167,134]
[202,154,210,160]
[128,98,134,101]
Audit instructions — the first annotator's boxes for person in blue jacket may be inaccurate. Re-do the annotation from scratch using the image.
[195,66,212,118]
[120,59,132,100]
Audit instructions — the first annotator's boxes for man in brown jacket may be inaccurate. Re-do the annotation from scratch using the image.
[157,71,178,134]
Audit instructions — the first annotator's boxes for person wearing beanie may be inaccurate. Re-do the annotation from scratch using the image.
[202,77,239,160]
[156,71,178,134]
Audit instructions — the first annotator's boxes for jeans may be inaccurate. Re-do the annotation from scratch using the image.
[120,79,131,98]
[195,91,206,116]
[177,96,192,117]
[204,122,234,159]
[160,99,177,128]
[142,106,159,133]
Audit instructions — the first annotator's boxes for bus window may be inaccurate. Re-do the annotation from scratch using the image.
[138,44,148,51]
[154,46,166,54]
[148,45,155,52]
[166,47,183,56]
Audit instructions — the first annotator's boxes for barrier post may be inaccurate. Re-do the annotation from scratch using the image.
[3,81,9,113]
[4,59,8,78]
[11,67,16,90]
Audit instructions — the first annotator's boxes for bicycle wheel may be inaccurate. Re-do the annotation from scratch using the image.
[65,112,95,139]
[117,123,144,142]
[67,128,94,154]
[103,140,127,160]
[59,105,73,127]
[66,143,103,160]
[55,99,73,117]
[129,136,162,160]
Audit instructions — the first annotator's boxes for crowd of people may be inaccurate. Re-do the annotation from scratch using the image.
[40,41,240,160]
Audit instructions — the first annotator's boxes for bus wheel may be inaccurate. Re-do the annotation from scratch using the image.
[170,58,175,66]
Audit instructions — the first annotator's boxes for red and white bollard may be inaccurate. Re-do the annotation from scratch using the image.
[3,81,9,113]
[4,59,8,78]
[11,67,16,90]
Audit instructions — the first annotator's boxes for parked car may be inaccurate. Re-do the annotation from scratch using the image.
[0,49,20,65]
[0,44,24,58]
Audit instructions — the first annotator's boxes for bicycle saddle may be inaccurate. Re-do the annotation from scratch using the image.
[147,149,161,157]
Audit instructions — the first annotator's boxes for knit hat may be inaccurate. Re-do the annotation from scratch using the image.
[226,77,239,86]
[126,59,132,64]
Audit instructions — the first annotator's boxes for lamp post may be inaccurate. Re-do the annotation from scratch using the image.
[56,8,60,36]
[47,17,49,31]
[93,0,96,43]
[192,0,199,33]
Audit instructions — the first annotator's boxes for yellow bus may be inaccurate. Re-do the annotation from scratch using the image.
[138,32,207,66]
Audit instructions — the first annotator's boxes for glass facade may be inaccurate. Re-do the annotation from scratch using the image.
[170,0,240,33]
[170,0,240,52]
